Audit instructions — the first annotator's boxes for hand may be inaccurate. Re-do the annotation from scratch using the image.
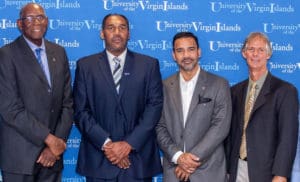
[116,157,131,169]
[103,141,132,165]
[177,153,201,174]
[272,176,287,182]
[45,134,66,156]
[36,147,59,167]
[175,166,190,182]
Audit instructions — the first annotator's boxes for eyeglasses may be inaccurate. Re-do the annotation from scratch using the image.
[246,47,267,54]
[20,15,47,24]
[104,25,128,33]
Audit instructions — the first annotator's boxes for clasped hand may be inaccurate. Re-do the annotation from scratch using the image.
[37,134,66,167]
[103,141,132,169]
[175,153,201,181]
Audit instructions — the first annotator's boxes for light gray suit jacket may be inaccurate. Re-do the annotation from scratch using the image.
[156,69,232,182]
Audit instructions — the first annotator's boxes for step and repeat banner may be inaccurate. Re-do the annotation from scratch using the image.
[0,0,299,181]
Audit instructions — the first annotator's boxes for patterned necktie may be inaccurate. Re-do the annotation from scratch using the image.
[240,82,257,160]
[112,57,122,93]
[35,48,51,87]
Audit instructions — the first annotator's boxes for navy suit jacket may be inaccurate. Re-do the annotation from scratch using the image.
[73,50,163,179]
[0,36,73,174]
[227,73,299,182]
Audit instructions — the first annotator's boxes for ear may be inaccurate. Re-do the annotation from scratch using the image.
[172,51,176,61]
[198,48,201,58]
[17,19,23,31]
[242,50,247,59]
[100,31,104,40]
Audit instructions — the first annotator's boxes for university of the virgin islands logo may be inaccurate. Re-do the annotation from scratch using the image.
[102,0,188,11]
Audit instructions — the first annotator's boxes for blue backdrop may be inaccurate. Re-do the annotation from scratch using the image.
[0,1,299,181]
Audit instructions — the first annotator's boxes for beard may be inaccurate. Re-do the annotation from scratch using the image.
[178,58,198,72]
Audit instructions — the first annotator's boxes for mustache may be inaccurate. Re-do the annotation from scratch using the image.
[182,58,194,62]
[112,35,123,40]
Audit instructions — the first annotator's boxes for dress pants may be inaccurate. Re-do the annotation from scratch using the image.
[86,170,152,182]
[2,168,61,182]
[236,158,249,182]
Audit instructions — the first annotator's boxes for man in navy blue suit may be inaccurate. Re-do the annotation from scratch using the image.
[73,14,163,182]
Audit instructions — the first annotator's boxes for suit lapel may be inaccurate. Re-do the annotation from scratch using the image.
[168,73,184,129]
[250,73,272,121]
[45,42,56,89]
[118,51,133,98]
[185,69,207,124]
[97,52,120,100]
[238,81,248,131]
[18,37,50,88]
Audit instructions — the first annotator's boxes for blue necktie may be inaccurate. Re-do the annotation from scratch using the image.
[35,48,51,87]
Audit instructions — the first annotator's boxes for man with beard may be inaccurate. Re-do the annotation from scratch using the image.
[156,32,232,182]
[73,14,163,182]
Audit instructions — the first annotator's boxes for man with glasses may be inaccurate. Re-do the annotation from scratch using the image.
[226,32,299,182]
[73,14,163,182]
[0,3,73,182]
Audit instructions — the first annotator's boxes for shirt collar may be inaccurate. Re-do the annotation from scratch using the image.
[179,67,201,87]
[106,49,127,63]
[249,71,268,89]
[23,35,46,51]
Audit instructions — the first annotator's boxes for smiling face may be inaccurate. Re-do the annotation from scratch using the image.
[242,36,271,74]
[101,15,130,56]
[172,37,201,73]
[17,3,48,46]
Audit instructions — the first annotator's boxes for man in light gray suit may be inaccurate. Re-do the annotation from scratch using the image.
[156,32,232,182]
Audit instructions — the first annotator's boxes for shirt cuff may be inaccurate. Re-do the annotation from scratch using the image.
[101,138,111,150]
[172,151,184,164]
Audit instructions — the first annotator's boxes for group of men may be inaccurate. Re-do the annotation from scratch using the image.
[0,3,298,182]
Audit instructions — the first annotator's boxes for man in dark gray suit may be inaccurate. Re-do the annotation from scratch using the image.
[0,3,73,182]
[227,32,298,182]
[156,32,232,182]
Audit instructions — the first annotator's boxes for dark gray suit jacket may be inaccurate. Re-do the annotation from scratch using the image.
[156,69,232,182]
[0,36,73,174]
[227,73,299,182]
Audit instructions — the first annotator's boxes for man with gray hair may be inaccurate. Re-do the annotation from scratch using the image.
[227,32,299,182]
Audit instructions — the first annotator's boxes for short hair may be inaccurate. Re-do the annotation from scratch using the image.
[241,32,272,56]
[172,32,199,51]
[19,3,45,19]
[101,13,129,30]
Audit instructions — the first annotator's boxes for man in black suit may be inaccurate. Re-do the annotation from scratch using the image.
[73,14,163,182]
[227,32,299,182]
[0,3,73,182]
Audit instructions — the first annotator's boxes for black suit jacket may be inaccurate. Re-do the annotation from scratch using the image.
[73,50,163,179]
[0,36,73,174]
[227,73,299,182]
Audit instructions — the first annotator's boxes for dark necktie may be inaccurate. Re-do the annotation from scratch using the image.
[35,48,51,87]
[112,57,122,92]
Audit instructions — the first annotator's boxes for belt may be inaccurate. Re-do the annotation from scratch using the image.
[239,157,247,161]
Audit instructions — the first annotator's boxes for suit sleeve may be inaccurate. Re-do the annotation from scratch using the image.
[0,48,50,146]
[272,85,299,177]
[73,61,110,150]
[124,59,163,151]
[190,79,232,162]
[156,94,182,162]
[53,49,73,141]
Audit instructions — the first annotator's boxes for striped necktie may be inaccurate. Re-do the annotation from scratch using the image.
[112,57,122,93]
[240,82,257,159]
